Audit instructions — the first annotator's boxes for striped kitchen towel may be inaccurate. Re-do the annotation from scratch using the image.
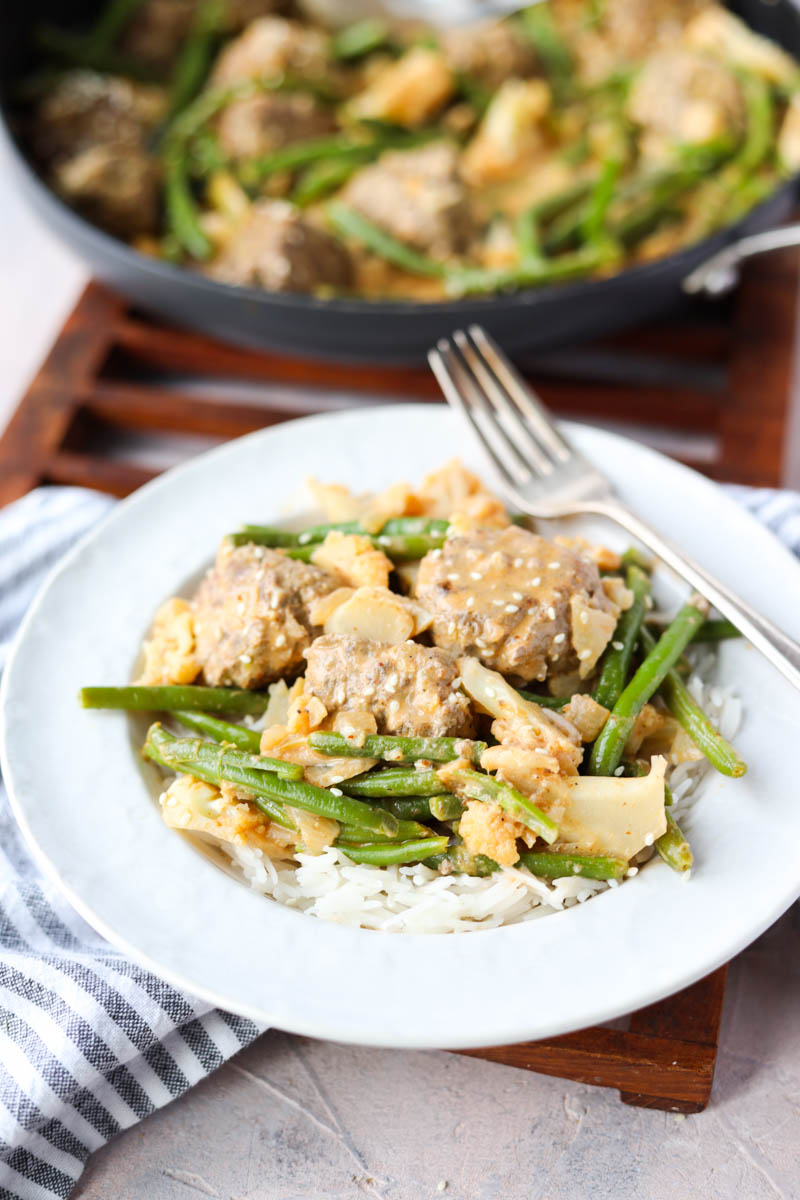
[1,481,799,1199]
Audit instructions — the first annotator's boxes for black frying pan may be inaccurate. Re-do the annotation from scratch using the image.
[2,0,799,364]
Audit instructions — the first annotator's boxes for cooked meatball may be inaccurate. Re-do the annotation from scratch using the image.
[217,91,336,160]
[121,0,286,70]
[341,142,473,259]
[210,200,353,291]
[443,20,539,90]
[304,634,476,738]
[415,526,612,684]
[31,71,165,165]
[53,142,160,237]
[192,541,338,688]
[627,50,744,155]
[210,16,330,87]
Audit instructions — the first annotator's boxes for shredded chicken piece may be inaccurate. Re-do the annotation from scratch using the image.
[461,78,551,186]
[349,47,455,127]
[311,531,392,589]
[139,597,200,685]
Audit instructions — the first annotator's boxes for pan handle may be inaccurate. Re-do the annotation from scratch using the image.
[683,224,800,296]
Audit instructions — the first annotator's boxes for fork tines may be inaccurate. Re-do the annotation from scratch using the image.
[428,326,572,492]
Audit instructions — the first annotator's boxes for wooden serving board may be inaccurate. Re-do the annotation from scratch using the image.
[2,250,797,1111]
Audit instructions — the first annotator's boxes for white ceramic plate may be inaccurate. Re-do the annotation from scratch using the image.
[3,406,800,1049]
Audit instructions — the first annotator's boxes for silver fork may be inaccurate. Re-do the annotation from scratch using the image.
[429,324,800,695]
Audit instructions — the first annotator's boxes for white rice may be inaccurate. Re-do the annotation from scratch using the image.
[219,648,741,935]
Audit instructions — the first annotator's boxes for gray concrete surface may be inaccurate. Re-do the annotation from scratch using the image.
[72,905,800,1200]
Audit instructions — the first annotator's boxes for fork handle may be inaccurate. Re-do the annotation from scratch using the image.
[583,498,800,693]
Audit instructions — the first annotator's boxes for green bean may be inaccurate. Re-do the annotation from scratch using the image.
[515,208,542,262]
[438,844,499,877]
[243,125,437,186]
[445,243,616,297]
[164,153,212,259]
[655,809,693,873]
[338,817,435,843]
[592,563,651,710]
[292,157,360,206]
[738,72,774,174]
[620,546,652,573]
[337,837,449,866]
[308,731,485,765]
[377,795,463,822]
[581,157,621,246]
[147,727,301,780]
[145,725,399,836]
[588,595,709,776]
[639,626,747,778]
[232,516,449,549]
[173,710,262,753]
[342,767,447,798]
[444,767,558,844]
[691,619,741,644]
[328,203,446,278]
[80,684,270,715]
[518,850,628,880]
[332,18,391,60]
[84,0,147,55]
[144,724,295,829]
[167,81,255,147]
[165,0,223,122]
[520,5,573,99]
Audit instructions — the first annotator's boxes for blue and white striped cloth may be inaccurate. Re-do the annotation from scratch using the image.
[1,482,800,1200]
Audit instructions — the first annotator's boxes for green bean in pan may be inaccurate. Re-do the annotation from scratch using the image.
[592,563,651,710]
[445,243,616,297]
[444,767,558,844]
[588,595,709,777]
[639,625,747,778]
[172,710,262,753]
[341,767,448,798]
[308,731,485,765]
[581,157,621,246]
[165,0,223,122]
[518,851,628,881]
[144,725,399,836]
[80,684,271,715]
[164,152,212,259]
[328,202,447,278]
[332,17,392,60]
[337,837,449,867]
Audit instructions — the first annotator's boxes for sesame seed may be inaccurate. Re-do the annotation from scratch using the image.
[274,633,286,647]
[614,765,625,776]
[330,775,344,785]
[579,612,589,626]
[505,604,519,614]
[329,787,343,796]
[298,531,313,545]
[378,535,391,546]
[447,572,459,581]
[644,832,655,846]
[553,632,565,643]
[612,640,624,651]
[363,685,375,697]
[470,571,482,581]
[547,606,556,620]
[626,866,639,877]
[531,577,542,587]
[485,686,496,699]
[465,597,475,609]
[512,557,523,568]
[549,561,561,569]
[429,549,442,559]
[578,648,592,660]
[237,601,246,616]
[512,591,523,602]
[388,699,400,714]
[238,653,252,664]
[447,621,457,635]
[493,598,505,607]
